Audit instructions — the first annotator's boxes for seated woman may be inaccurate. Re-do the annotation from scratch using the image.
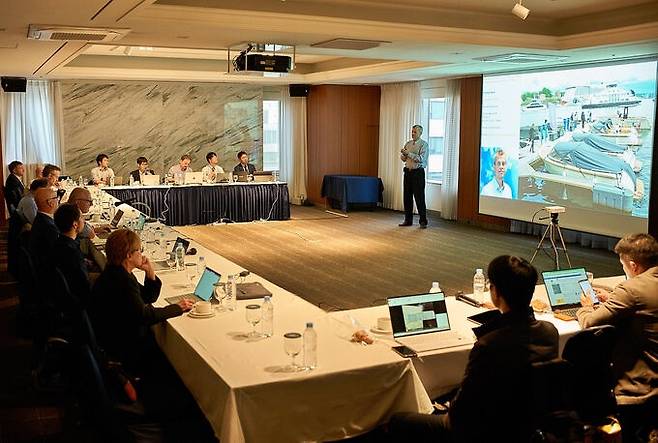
[89,229,193,374]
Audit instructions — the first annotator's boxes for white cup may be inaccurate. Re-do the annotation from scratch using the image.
[194,301,212,315]
[377,317,392,333]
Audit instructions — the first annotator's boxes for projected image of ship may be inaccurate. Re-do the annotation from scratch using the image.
[562,83,641,109]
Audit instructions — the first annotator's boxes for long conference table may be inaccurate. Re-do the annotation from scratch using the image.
[104,181,290,226]
[102,191,625,442]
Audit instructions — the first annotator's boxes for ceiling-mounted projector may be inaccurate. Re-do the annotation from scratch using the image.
[233,53,292,74]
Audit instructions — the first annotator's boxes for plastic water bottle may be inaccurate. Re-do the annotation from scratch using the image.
[78,175,84,186]
[261,296,273,337]
[198,256,206,274]
[303,322,317,369]
[473,269,486,303]
[226,275,237,311]
[175,242,185,271]
[429,282,441,293]
[129,175,134,186]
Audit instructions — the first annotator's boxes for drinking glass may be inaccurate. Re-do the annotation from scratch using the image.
[185,262,198,289]
[283,332,303,371]
[165,252,176,270]
[245,304,262,338]
[213,282,226,310]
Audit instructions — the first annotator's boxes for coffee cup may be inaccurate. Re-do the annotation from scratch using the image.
[377,317,392,333]
[193,301,212,315]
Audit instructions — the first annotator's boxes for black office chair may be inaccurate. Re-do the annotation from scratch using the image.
[7,210,27,278]
[562,325,618,424]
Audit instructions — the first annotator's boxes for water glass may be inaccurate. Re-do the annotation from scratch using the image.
[245,304,262,338]
[283,332,303,371]
[185,262,198,289]
[165,252,176,270]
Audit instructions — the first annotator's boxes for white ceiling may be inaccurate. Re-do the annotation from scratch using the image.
[1,0,657,84]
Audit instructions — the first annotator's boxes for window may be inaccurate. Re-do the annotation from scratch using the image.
[421,98,446,183]
[262,100,280,171]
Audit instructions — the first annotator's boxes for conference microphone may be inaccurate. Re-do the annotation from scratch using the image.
[114,197,137,206]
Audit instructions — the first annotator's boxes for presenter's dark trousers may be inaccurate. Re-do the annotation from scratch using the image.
[403,167,427,224]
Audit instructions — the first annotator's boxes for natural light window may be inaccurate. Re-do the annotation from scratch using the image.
[421,98,446,183]
[262,100,280,172]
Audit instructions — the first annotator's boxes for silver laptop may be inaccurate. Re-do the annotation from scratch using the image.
[165,267,221,304]
[388,292,474,353]
[141,174,160,186]
[184,171,203,184]
[542,268,588,319]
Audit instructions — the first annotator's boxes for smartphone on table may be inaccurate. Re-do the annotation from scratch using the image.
[392,345,417,358]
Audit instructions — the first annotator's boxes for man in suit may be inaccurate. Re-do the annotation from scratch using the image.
[578,233,658,442]
[28,187,60,271]
[129,156,155,184]
[53,203,90,309]
[233,151,257,175]
[4,160,25,214]
[389,255,559,443]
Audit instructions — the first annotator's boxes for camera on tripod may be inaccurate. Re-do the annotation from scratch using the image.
[545,205,565,223]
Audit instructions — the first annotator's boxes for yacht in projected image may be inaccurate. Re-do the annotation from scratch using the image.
[561,83,642,109]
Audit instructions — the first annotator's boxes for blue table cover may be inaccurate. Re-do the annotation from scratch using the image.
[321,175,384,212]
[105,183,290,226]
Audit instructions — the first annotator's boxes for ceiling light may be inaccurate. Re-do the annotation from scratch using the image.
[512,1,530,20]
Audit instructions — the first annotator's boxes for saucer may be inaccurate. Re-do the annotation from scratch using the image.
[370,326,393,335]
[188,310,216,319]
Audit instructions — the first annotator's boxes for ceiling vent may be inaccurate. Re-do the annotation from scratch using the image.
[476,53,568,64]
[28,25,131,42]
[311,38,389,50]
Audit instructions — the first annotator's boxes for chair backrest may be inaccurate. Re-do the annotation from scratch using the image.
[531,358,575,422]
[16,245,38,304]
[562,325,618,422]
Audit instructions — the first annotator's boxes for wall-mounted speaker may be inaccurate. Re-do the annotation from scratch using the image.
[1,77,27,93]
[289,84,310,97]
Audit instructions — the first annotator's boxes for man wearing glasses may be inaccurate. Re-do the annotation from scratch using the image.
[28,187,60,270]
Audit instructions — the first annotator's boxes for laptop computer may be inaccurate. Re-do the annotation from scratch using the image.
[235,171,249,182]
[542,268,589,320]
[165,266,222,304]
[153,237,191,270]
[141,174,160,186]
[97,209,124,239]
[388,292,474,353]
[184,171,203,185]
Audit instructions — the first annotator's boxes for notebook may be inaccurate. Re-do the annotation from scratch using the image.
[388,292,474,353]
[236,282,272,300]
[542,268,589,319]
[165,266,221,304]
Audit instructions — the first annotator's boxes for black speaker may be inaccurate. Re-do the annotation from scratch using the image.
[1,77,27,93]
[289,84,310,97]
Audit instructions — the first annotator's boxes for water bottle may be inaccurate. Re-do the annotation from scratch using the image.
[78,175,84,186]
[429,281,441,293]
[261,296,273,337]
[226,275,237,311]
[473,269,486,303]
[129,175,135,186]
[175,242,185,271]
[303,322,317,369]
[109,175,115,187]
[198,256,206,274]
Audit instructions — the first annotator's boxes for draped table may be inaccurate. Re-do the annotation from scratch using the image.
[321,175,384,212]
[104,182,290,226]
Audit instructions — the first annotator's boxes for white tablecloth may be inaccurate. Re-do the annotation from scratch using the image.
[151,237,433,443]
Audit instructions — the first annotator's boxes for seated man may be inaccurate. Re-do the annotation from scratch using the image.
[16,178,49,224]
[129,156,155,184]
[67,187,108,271]
[91,154,115,185]
[389,255,559,443]
[42,163,62,190]
[28,187,60,270]
[233,151,256,175]
[4,160,25,214]
[168,154,193,178]
[53,203,90,308]
[578,233,658,442]
[201,151,224,183]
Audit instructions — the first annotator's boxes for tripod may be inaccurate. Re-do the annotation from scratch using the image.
[530,212,572,269]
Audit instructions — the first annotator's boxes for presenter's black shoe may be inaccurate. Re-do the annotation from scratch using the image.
[398,221,412,227]
[419,221,428,229]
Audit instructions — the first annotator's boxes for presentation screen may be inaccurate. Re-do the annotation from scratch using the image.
[479,60,657,237]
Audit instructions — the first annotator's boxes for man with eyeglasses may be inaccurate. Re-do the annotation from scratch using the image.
[67,187,109,271]
[28,187,60,270]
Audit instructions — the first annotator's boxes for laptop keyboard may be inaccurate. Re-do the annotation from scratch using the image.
[165,294,203,304]
[398,331,473,353]
[555,307,579,319]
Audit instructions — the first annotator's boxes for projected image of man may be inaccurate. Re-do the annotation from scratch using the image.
[481,149,512,199]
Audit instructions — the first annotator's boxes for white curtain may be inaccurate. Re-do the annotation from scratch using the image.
[440,79,461,220]
[378,82,422,211]
[280,95,308,204]
[1,80,64,184]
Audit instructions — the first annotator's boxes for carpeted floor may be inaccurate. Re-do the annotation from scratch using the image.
[178,206,621,310]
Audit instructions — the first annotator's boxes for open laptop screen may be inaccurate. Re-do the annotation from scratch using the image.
[388,292,450,338]
[194,267,221,301]
[542,268,588,308]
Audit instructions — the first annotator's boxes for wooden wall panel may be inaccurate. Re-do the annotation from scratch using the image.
[457,76,509,229]
[306,85,380,204]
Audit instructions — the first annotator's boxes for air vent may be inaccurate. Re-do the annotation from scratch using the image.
[476,53,568,64]
[311,38,389,50]
[28,25,130,42]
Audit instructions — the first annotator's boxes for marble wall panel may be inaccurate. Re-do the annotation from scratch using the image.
[61,82,263,180]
